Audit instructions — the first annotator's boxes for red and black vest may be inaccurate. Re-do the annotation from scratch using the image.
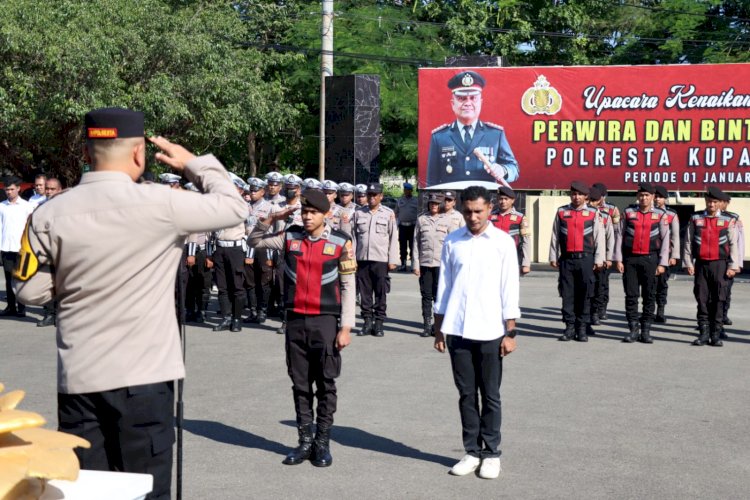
[283,226,350,316]
[622,205,665,256]
[663,207,677,225]
[690,212,733,261]
[490,209,523,248]
[557,206,597,255]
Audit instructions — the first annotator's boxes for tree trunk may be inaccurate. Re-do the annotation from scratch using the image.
[247,131,257,177]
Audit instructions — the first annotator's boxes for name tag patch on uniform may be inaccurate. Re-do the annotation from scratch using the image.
[718,219,725,227]
[695,219,704,227]
[582,211,589,217]
[290,240,302,251]
[628,212,638,219]
[563,211,571,217]
[651,213,660,220]
[510,215,518,221]
[323,243,337,256]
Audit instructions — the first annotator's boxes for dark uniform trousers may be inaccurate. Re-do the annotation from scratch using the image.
[356,261,389,320]
[622,253,659,323]
[694,259,729,328]
[244,248,273,312]
[723,275,734,321]
[58,381,175,500]
[213,245,246,318]
[419,266,440,319]
[398,224,415,264]
[655,264,671,307]
[286,313,341,427]
[186,249,211,315]
[447,335,502,459]
[593,266,610,315]
[1,251,24,312]
[558,254,595,325]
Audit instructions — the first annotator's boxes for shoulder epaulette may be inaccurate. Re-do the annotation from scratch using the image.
[483,121,504,131]
[432,123,450,134]
[724,210,740,220]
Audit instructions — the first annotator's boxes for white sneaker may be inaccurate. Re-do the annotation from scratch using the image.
[478,457,502,479]
[449,454,481,476]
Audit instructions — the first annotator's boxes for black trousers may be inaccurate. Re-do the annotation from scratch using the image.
[398,224,415,263]
[357,261,389,320]
[286,313,341,427]
[58,382,175,500]
[1,251,23,312]
[622,253,658,323]
[186,249,211,314]
[558,256,594,325]
[447,335,503,458]
[213,245,246,318]
[723,275,734,320]
[419,266,439,319]
[655,264,671,306]
[694,259,728,328]
[244,248,273,312]
[592,267,609,315]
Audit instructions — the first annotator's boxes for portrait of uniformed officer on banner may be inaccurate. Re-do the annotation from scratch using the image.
[426,70,519,189]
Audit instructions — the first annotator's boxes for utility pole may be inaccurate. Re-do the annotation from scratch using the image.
[319,0,334,180]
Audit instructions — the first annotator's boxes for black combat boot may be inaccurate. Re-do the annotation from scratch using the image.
[558,323,575,341]
[213,316,232,332]
[623,322,640,343]
[276,321,286,335]
[358,317,373,337]
[256,308,267,324]
[591,312,600,326]
[586,323,596,337]
[654,305,666,324]
[282,423,314,465]
[575,323,588,342]
[599,307,608,321]
[692,324,709,346]
[639,321,653,344]
[420,317,432,338]
[243,308,258,324]
[36,314,56,327]
[709,327,723,347]
[195,311,205,323]
[310,425,333,467]
[373,319,385,337]
[230,318,242,332]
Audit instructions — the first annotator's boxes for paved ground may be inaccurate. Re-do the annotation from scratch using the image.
[1,269,749,499]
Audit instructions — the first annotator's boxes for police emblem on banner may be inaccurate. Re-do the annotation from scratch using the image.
[521,75,562,116]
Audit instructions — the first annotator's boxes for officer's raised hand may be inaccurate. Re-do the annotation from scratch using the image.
[149,136,196,171]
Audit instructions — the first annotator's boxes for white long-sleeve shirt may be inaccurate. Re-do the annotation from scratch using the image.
[0,197,33,252]
[434,222,521,340]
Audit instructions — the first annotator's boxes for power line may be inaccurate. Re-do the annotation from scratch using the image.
[610,0,750,24]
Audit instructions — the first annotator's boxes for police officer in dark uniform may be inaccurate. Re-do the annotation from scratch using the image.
[591,182,621,320]
[395,182,419,271]
[412,192,447,337]
[426,70,518,187]
[549,182,605,342]
[586,186,614,331]
[683,187,741,347]
[719,195,744,330]
[653,185,680,324]
[243,177,274,324]
[249,189,356,467]
[613,183,670,343]
[489,186,531,275]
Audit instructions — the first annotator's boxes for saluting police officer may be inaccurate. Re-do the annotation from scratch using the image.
[613,183,670,344]
[13,108,247,499]
[395,182,419,271]
[683,187,741,347]
[489,186,531,275]
[412,192,448,337]
[549,181,605,342]
[653,185,681,324]
[591,182,621,320]
[719,195,744,330]
[441,190,465,232]
[249,189,356,467]
[243,177,275,324]
[208,174,249,332]
[587,186,614,329]
[352,182,400,337]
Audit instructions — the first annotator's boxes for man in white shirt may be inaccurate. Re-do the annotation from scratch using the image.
[433,185,521,480]
[28,174,47,208]
[1,177,34,316]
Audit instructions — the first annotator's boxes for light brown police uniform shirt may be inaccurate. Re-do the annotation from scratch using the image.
[412,213,450,269]
[14,155,248,394]
[351,205,400,265]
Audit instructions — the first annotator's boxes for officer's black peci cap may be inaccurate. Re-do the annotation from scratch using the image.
[589,186,603,201]
[300,189,330,213]
[654,185,668,198]
[637,182,655,194]
[85,107,144,140]
[367,183,384,194]
[570,181,590,195]
[706,186,730,201]
[497,186,516,199]
[592,182,608,196]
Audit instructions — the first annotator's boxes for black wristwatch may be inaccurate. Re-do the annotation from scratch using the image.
[505,329,517,339]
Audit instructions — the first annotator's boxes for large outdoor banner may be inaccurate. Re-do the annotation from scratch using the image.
[418,64,750,191]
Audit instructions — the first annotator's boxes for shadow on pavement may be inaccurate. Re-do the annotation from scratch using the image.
[184,419,287,456]
[280,420,455,467]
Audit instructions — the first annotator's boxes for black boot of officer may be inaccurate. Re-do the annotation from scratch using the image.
[575,322,588,342]
[358,316,373,336]
[214,316,232,332]
[558,323,575,341]
[623,322,640,343]
[243,307,258,324]
[372,319,385,337]
[310,425,333,467]
[692,323,710,346]
[230,297,243,332]
[654,305,666,324]
[256,308,267,324]
[420,316,432,338]
[709,326,724,347]
[282,423,314,465]
[276,310,286,335]
[639,320,654,344]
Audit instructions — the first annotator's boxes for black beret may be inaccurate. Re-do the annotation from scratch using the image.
[300,189,330,213]
[85,107,144,140]
[589,186,603,201]
[706,186,730,201]
[637,182,655,194]
[366,182,384,194]
[654,185,668,198]
[497,186,516,199]
[570,181,590,195]
[592,182,608,196]
[447,71,485,94]
[427,192,444,204]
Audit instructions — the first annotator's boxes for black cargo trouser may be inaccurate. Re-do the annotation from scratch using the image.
[419,266,440,320]
[213,245,246,318]
[399,224,415,263]
[186,249,211,314]
[622,253,659,323]
[655,264,671,306]
[723,275,734,320]
[286,313,341,427]
[558,254,595,326]
[58,381,175,500]
[244,248,274,312]
[694,259,728,329]
[357,260,389,320]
